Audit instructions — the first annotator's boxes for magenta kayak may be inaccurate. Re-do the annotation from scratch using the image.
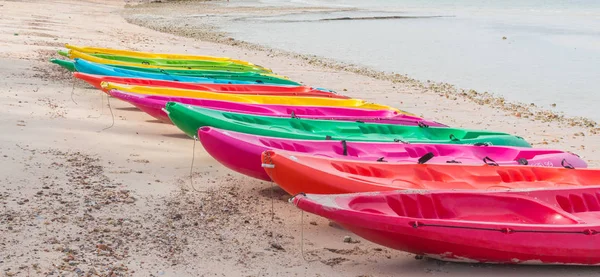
[198,127,587,181]
[108,90,447,127]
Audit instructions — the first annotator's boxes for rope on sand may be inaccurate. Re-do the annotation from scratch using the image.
[70,80,78,105]
[99,94,115,132]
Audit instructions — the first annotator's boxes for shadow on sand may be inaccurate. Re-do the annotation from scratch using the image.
[162,133,191,140]
[115,107,140,112]
[146,119,170,124]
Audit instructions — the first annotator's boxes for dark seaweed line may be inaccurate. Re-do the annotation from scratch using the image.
[321,15,451,21]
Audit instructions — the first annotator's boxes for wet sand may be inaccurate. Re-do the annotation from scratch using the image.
[1,0,599,276]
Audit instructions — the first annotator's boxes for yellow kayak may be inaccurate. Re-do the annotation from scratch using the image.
[66,50,285,78]
[101,82,404,112]
[65,44,268,71]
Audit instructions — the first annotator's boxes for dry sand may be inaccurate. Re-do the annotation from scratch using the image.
[1,0,599,276]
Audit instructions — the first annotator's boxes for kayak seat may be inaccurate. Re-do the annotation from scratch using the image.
[556,192,600,213]
[331,144,365,157]
[330,162,392,178]
[222,113,271,125]
[285,107,326,116]
[257,139,311,152]
[496,168,545,183]
[404,145,442,158]
[412,167,454,182]
[358,125,406,135]
[288,120,315,132]
[347,196,392,215]
[383,193,578,224]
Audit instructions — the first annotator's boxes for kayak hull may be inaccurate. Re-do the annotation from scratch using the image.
[68,51,270,73]
[293,187,600,265]
[51,59,76,72]
[165,102,530,147]
[108,90,443,127]
[65,43,272,72]
[74,73,345,98]
[262,150,597,195]
[108,82,402,112]
[69,50,298,85]
[198,127,586,181]
[69,59,260,84]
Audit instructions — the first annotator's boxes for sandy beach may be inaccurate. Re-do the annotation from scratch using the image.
[1,0,599,276]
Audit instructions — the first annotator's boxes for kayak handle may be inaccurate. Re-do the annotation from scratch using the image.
[483,156,499,166]
[561,159,574,169]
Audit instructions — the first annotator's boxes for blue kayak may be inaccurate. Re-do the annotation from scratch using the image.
[71,59,268,85]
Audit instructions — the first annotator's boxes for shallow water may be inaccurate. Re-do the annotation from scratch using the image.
[220,0,600,120]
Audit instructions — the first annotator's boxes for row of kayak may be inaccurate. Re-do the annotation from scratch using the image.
[52,44,599,265]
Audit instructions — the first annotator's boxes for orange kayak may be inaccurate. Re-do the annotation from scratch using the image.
[261,150,597,195]
[73,73,348,98]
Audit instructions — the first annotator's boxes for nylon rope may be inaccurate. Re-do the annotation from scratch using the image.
[188,136,202,193]
[411,222,596,235]
[270,183,275,222]
[70,80,78,105]
[100,94,115,132]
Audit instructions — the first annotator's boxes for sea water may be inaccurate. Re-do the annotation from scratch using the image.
[220,0,600,120]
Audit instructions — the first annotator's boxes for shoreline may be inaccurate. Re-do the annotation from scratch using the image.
[123,1,598,131]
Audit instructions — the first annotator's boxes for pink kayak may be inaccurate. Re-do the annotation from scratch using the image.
[198,127,587,181]
[293,186,600,265]
[108,90,447,127]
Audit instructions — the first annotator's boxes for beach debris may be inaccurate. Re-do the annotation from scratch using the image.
[321,257,349,266]
[132,159,150,163]
[270,242,285,251]
[325,246,367,255]
[328,221,342,229]
[342,236,361,244]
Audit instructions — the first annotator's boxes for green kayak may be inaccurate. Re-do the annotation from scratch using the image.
[51,59,76,72]
[57,50,270,73]
[166,102,531,147]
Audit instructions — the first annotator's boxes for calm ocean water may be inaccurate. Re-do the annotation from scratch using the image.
[220,0,600,120]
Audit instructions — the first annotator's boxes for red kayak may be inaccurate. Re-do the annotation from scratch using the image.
[293,186,600,265]
[73,72,348,98]
[262,150,593,195]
